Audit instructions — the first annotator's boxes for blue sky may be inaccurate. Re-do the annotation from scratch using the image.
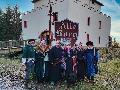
[99,0,120,43]
[0,0,120,43]
[0,0,33,12]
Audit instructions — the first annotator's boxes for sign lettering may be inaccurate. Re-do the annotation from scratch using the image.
[55,19,79,46]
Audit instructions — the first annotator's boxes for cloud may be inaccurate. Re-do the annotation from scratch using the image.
[111,20,120,42]
[111,20,120,32]
[99,0,120,43]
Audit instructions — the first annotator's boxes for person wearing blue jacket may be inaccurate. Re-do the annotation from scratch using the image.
[84,41,99,83]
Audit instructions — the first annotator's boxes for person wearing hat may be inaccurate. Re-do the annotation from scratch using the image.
[22,39,36,87]
[84,41,99,83]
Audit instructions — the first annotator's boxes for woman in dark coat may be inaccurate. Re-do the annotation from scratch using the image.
[77,42,86,81]
[34,41,45,83]
[70,44,78,73]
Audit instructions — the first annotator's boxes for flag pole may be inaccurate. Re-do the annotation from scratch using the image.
[49,0,52,45]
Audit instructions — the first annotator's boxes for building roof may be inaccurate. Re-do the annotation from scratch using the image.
[32,0,104,6]
[95,0,104,6]
[32,0,39,3]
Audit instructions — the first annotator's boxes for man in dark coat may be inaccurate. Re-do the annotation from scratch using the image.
[84,41,99,83]
[66,44,78,85]
[48,40,63,85]
[77,42,86,81]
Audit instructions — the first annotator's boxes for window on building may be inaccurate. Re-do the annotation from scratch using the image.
[99,21,101,29]
[92,0,95,4]
[53,12,58,22]
[99,36,101,44]
[87,34,89,42]
[24,21,27,28]
[88,17,90,26]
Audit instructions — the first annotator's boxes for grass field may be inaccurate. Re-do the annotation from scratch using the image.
[0,58,120,90]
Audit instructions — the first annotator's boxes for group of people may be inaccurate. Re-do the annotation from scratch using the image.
[21,39,99,87]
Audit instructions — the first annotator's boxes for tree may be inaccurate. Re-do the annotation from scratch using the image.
[12,6,22,40]
[0,6,22,41]
[0,9,5,41]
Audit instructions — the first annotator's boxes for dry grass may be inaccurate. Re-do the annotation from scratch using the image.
[0,57,120,90]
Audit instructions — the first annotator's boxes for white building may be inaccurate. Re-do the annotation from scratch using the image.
[22,0,111,47]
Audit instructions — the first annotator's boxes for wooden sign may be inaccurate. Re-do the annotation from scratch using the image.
[55,19,79,46]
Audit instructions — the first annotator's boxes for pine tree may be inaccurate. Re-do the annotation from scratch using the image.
[0,9,5,41]
[0,6,22,41]
[12,5,22,40]
[0,9,3,40]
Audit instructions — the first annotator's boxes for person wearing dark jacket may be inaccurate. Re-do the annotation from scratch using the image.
[48,40,63,85]
[35,41,46,83]
[70,44,78,73]
[77,42,86,81]
[66,44,78,85]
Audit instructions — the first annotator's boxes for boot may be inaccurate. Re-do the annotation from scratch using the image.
[25,79,32,89]
[90,76,95,84]
[24,80,29,88]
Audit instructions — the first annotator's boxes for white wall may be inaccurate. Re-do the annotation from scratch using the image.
[22,0,69,40]
[22,0,111,47]
[77,0,101,11]
[68,0,111,47]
